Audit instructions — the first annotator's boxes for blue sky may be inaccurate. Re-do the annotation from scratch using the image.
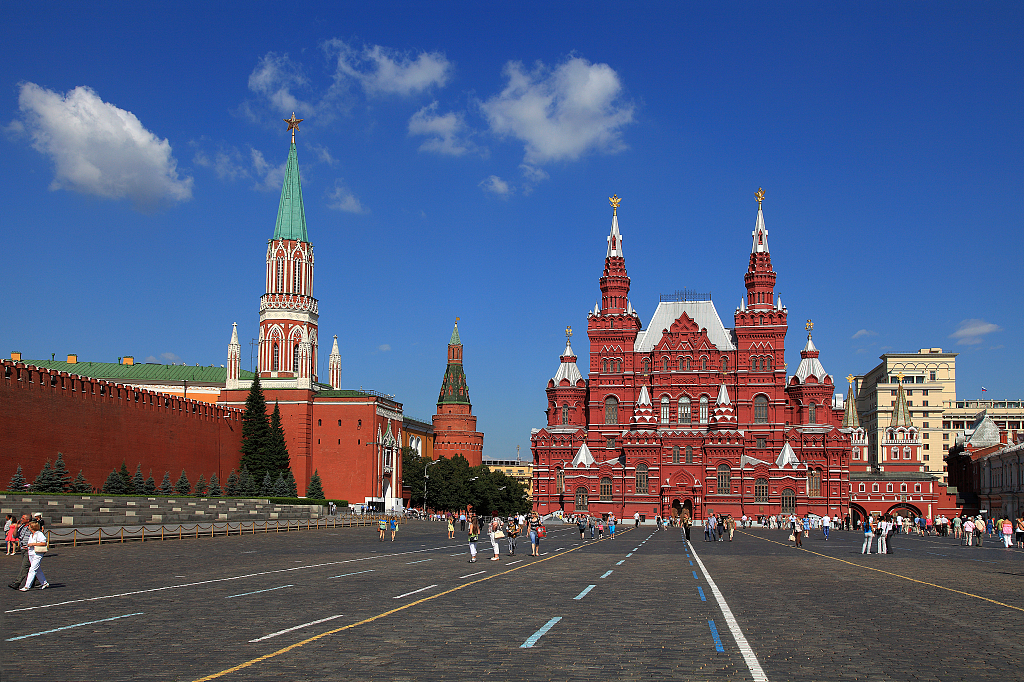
[2,3,1021,458]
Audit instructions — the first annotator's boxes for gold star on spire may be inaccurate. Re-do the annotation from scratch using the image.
[284,112,303,143]
[897,372,904,384]
[755,187,765,207]
[455,316,460,324]
[609,194,621,216]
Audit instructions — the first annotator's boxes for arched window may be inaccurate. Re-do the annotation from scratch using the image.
[808,469,821,497]
[600,477,613,501]
[575,487,589,511]
[722,356,728,371]
[679,357,685,371]
[699,395,709,424]
[751,356,756,370]
[556,469,565,494]
[604,396,619,425]
[685,445,693,464]
[781,488,796,514]
[660,395,670,423]
[276,258,284,292]
[755,478,769,502]
[609,319,614,330]
[293,262,300,293]
[642,358,650,373]
[662,356,669,371]
[904,447,911,460]
[272,343,280,372]
[636,463,648,493]
[685,357,691,371]
[754,395,768,423]
[293,344,300,373]
[602,359,608,373]
[808,402,817,424]
[701,357,708,371]
[716,464,731,494]
[766,356,772,371]
[617,359,622,373]
[672,445,680,463]
[561,404,569,425]
[759,315,764,325]
[679,396,691,424]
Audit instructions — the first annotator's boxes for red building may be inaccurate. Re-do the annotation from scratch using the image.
[531,192,854,522]
[432,321,484,466]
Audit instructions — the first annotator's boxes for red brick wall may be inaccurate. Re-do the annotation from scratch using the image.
[1,362,243,492]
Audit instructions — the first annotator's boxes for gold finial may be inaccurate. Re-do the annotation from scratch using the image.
[755,187,765,207]
[566,325,572,340]
[847,374,855,386]
[455,316,460,325]
[609,194,621,216]
[284,112,304,144]
[897,372,904,384]
[805,319,813,335]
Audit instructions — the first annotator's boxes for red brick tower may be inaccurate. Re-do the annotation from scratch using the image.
[432,320,484,465]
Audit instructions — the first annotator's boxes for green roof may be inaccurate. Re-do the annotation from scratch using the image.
[315,390,378,398]
[437,362,471,406]
[23,360,253,385]
[273,142,308,242]
[449,323,461,345]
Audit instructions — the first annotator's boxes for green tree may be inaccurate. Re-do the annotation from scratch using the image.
[174,470,191,495]
[7,465,27,492]
[238,468,256,497]
[259,472,273,497]
[144,472,157,495]
[102,470,126,494]
[239,374,270,481]
[53,453,72,493]
[283,468,298,497]
[306,470,325,500]
[208,473,222,497]
[132,464,145,494]
[119,461,135,495]
[32,459,62,493]
[401,447,430,509]
[273,473,290,497]
[224,469,239,496]
[158,471,173,495]
[266,401,291,479]
[194,474,208,497]
[71,470,92,494]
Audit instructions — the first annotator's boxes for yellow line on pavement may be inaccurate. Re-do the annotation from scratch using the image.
[741,531,1024,613]
[191,528,633,682]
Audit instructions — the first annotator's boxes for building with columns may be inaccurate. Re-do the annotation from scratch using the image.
[531,192,854,522]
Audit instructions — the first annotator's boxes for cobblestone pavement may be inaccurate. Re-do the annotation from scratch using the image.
[2,522,1021,681]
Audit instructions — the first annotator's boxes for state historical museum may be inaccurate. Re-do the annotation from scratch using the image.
[531,193,853,522]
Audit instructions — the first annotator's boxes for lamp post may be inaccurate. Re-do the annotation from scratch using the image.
[424,459,440,514]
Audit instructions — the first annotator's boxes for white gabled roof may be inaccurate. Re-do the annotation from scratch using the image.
[552,339,583,385]
[572,443,595,467]
[636,385,652,406]
[776,442,800,468]
[634,300,737,352]
[751,204,769,253]
[741,454,771,468]
[606,213,623,258]
[794,336,829,383]
[716,383,731,405]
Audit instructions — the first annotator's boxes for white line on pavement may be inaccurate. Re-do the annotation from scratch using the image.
[573,585,596,600]
[520,616,562,648]
[249,614,345,643]
[458,571,486,579]
[5,612,143,641]
[328,570,375,579]
[225,585,293,599]
[600,570,613,579]
[406,559,432,564]
[689,543,768,682]
[393,585,437,599]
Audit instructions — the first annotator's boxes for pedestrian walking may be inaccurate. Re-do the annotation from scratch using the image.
[4,514,15,555]
[634,511,640,528]
[588,516,595,539]
[468,517,480,562]
[609,516,616,539]
[861,517,875,554]
[378,517,387,541]
[577,516,587,540]
[9,515,39,590]
[390,516,398,541]
[528,512,543,556]
[488,515,503,561]
[597,520,604,539]
[1001,518,1013,548]
[506,515,519,555]
[821,514,830,541]
[459,512,466,532]
[877,515,889,554]
[19,521,48,591]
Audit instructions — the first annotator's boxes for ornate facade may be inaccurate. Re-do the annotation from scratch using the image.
[432,321,484,466]
[531,193,854,521]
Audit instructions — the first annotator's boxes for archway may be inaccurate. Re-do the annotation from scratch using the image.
[850,502,869,528]
[886,502,922,519]
[671,499,682,518]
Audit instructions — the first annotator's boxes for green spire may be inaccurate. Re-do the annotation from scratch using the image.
[437,363,471,406]
[273,142,308,242]
[450,321,461,345]
[890,376,911,428]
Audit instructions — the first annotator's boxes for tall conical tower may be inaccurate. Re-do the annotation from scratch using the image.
[745,187,776,309]
[257,113,318,389]
[328,335,342,390]
[432,319,484,466]
[226,323,242,390]
[599,194,630,315]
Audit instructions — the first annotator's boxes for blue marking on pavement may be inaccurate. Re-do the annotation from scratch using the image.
[6,613,143,641]
[521,616,562,648]
[693,570,699,580]
[225,584,293,599]
[573,585,596,600]
[689,560,693,566]
[616,560,625,565]
[698,586,706,601]
[600,570,613,579]
[626,553,633,557]
[708,620,724,651]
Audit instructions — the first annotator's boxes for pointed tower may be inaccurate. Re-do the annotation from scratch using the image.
[432,319,484,466]
[258,113,318,389]
[600,194,630,315]
[842,375,870,472]
[786,320,835,425]
[547,326,588,428]
[880,373,922,473]
[710,383,738,430]
[328,335,342,390]
[630,385,656,427]
[745,187,776,310]
[226,323,242,390]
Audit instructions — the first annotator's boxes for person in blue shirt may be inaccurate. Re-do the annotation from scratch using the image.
[389,517,398,541]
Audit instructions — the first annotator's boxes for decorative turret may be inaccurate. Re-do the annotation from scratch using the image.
[710,383,738,429]
[843,374,870,472]
[226,322,241,390]
[438,319,470,405]
[744,188,776,309]
[328,335,342,390]
[786,321,835,425]
[842,375,860,429]
[890,375,912,429]
[599,194,631,315]
[630,384,656,427]
[547,326,587,428]
[433,318,484,466]
[881,373,921,473]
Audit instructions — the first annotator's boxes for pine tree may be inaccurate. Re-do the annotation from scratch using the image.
[273,473,290,497]
[306,470,325,500]
[259,472,273,497]
[119,461,135,495]
[175,470,191,495]
[284,468,298,497]
[33,460,61,493]
[266,401,291,479]
[7,465,27,492]
[158,471,173,495]
[194,474,208,497]
[102,470,126,494]
[132,464,145,494]
[144,472,157,495]
[53,453,72,493]
[208,473,222,497]
[239,468,258,497]
[71,470,92,494]
[239,374,270,482]
[224,469,239,496]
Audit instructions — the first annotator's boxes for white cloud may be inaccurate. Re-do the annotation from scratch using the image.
[326,40,452,96]
[247,52,311,115]
[949,319,1002,345]
[480,57,634,164]
[193,144,250,181]
[851,329,878,339]
[309,143,336,165]
[250,148,288,192]
[378,344,391,352]
[160,352,182,364]
[408,102,479,155]
[479,175,512,197]
[15,83,193,206]
[326,179,368,213]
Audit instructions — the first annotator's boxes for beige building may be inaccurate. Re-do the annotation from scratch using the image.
[942,400,1024,458]
[854,349,957,482]
[483,458,534,500]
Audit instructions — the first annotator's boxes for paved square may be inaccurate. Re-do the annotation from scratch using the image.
[3,522,1021,681]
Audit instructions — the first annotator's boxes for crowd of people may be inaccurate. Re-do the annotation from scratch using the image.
[5,512,50,591]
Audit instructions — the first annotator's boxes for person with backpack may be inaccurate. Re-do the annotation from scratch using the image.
[378,517,387,541]
[488,515,503,561]
[577,516,587,540]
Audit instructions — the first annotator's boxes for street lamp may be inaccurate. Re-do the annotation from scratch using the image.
[424,459,440,514]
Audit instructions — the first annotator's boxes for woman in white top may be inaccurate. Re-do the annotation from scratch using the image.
[20,521,49,591]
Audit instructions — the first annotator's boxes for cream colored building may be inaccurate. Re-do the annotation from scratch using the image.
[483,458,534,499]
[942,400,1024,458]
[854,349,957,482]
